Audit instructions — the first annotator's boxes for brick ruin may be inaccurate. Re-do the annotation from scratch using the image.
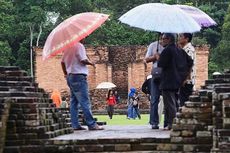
[0,66,73,153]
[0,66,230,152]
[35,45,209,110]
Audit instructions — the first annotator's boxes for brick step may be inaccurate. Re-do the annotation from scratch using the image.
[184,102,212,108]
[11,103,54,109]
[0,86,44,92]
[0,97,51,103]
[213,74,230,79]
[205,79,230,86]
[7,118,68,128]
[1,70,28,77]
[6,132,38,140]
[3,145,211,153]
[0,66,20,71]
[176,112,212,120]
[0,91,46,98]
[41,128,74,139]
[0,76,33,82]
[0,81,35,87]
[6,123,72,137]
[8,112,60,121]
[9,107,58,114]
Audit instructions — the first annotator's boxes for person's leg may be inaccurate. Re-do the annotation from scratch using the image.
[158,96,164,125]
[68,75,96,128]
[150,80,160,127]
[132,106,137,119]
[107,105,111,118]
[67,76,80,129]
[162,91,177,129]
[134,107,141,119]
[127,105,132,119]
[110,105,114,119]
[68,87,80,129]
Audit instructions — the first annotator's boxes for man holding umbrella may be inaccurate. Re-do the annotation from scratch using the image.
[61,39,104,131]
[144,35,164,129]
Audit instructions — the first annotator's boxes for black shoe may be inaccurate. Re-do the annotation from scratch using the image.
[74,126,87,131]
[88,124,104,131]
[151,125,159,129]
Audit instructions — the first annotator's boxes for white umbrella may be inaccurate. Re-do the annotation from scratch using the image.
[96,82,116,89]
[119,3,201,33]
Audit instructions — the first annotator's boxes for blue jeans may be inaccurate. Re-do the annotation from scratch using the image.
[127,105,137,119]
[149,79,161,126]
[67,74,96,129]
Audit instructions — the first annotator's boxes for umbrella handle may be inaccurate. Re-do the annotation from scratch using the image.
[156,33,160,53]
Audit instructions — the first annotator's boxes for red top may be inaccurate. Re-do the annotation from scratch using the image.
[107,96,116,105]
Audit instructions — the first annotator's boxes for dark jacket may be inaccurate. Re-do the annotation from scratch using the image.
[158,43,184,91]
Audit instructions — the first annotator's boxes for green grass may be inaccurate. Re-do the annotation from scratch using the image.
[95,114,164,125]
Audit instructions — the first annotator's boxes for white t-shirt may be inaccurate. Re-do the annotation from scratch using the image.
[61,42,88,75]
[145,41,164,68]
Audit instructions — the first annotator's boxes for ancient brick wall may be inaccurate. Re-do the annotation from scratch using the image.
[35,45,209,109]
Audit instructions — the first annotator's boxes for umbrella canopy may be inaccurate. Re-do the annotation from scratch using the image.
[174,5,217,28]
[96,82,116,89]
[119,3,201,33]
[43,12,109,60]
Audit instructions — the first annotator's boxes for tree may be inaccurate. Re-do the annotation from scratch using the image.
[210,4,230,73]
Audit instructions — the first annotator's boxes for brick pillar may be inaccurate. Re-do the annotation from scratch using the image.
[195,45,209,90]
[128,64,132,92]
[107,64,112,82]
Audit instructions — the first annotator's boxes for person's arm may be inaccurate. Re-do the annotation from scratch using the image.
[81,59,95,67]
[61,62,67,77]
[144,54,159,63]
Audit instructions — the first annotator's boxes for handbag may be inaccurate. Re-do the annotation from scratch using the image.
[151,67,162,81]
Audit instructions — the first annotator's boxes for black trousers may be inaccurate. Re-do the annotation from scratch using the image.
[179,83,193,107]
[162,90,177,128]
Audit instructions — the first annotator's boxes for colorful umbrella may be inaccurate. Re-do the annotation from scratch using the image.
[174,5,217,28]
[119,3,201,33]
[43,12,109,60]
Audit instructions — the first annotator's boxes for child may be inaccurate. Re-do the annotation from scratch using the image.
[132,92,141,119]
[60,96,68,108]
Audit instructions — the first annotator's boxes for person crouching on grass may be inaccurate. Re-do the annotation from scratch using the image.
[107,90,116,119]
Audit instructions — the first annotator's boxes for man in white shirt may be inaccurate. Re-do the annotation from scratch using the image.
[61,39,104,131]
[178,33,195,107]
[144,36,164,129]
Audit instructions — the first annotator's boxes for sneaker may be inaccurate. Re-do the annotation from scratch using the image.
[74,126,87,131]
[151,125,159,129]
[88,124,104,131]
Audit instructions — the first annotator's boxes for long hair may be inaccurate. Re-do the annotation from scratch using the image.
[107,90,114,100]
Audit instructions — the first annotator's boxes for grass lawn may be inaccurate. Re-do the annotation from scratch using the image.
[95,114,164,125]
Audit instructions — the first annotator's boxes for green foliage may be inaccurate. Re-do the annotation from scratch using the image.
[86,20,156,45]
[1,0,230,76]
[0,41,13,65]
[210,4,230,72]
[15,40,31,72]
